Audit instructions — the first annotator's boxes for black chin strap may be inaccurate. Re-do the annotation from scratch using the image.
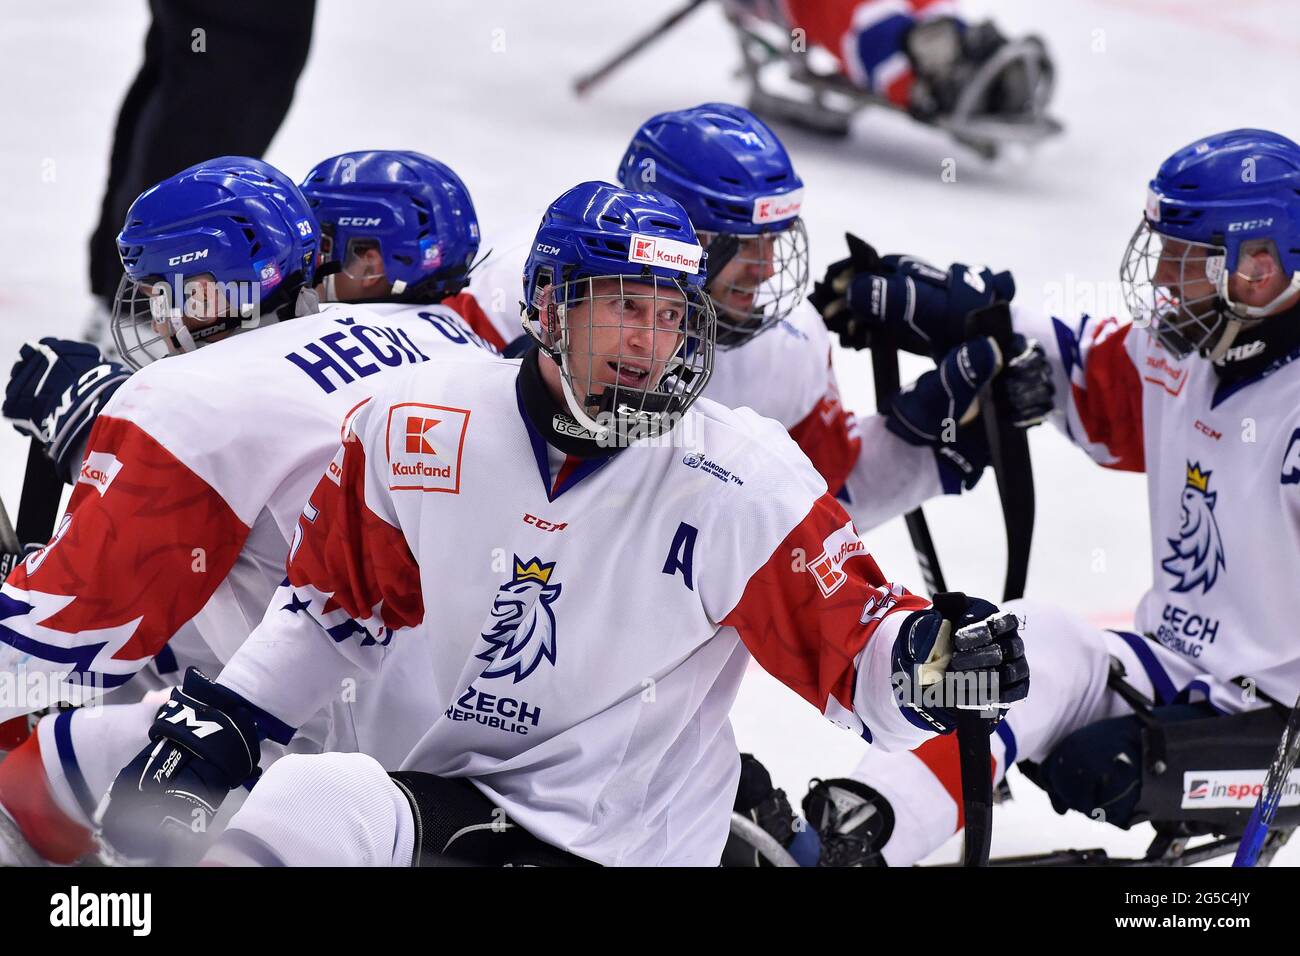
[515,347,622,459]
[1212,302,1300,383]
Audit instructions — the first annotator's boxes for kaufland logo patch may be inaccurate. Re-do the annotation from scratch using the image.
[752,187,804,225]
[808,519,867,597]
[1180,769,1300,809]
[406,416,438,454]
[387,402,470,493]
[627,233,702,275]
[77,451,123,497]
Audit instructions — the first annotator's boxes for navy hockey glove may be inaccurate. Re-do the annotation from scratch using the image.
[809,234,1015,359]
[888,334,1054,492]
[891,596,1028,735]
[99,668,262,864]
[3,338,131,483]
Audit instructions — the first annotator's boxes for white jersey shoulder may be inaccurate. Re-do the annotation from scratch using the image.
[100,304,498,527]
[466,223,543,346]
[700,300,830,431]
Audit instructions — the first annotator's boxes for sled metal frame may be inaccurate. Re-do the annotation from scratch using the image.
[729,15,1062,160]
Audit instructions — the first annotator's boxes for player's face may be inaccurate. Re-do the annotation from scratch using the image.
[142,273,241,354]
[1152,238,1219,320]
[563,277,686,405]
[319,246,392,303]
[708,233,778,321]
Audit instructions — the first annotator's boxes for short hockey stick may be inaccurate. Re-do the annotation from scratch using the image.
[15,438,64,547]
[966,303,1035,601]
[870,327,947,596]
[1233,691,1300,866]
[932,590,994,867]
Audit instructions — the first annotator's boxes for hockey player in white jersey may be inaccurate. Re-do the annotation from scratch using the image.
[800,128,1300,865]
[299,150,505,352]
[0,152,497,864]
[98,181,1030,867]
[469,103,1055,532]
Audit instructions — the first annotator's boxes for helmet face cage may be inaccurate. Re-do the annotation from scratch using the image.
[110,272,259,369]
[525,272,716,444]
[698,218,809,348]
[1120,219,1228,360]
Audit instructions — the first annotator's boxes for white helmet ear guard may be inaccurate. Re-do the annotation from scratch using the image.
[295,285,321,317]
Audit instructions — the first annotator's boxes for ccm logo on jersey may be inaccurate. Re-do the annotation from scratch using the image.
[752,187,803,224]
[808,519,867,597]
[386,401,470,493]
[523,513,568,532]
[628,234,702,275]
[77,451,124,497]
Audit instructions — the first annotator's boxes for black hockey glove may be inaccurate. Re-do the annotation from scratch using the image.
[890,596,1028,735]
[3,338,131,483]
[887,333,1053,492]
[99,668,263,864]
[808,233,1016,359]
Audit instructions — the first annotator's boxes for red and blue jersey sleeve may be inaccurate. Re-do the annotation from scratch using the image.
[283,415,425,644]
[1045,314,1146,472]
[0,415,249,714]
[721,492,930,750]
[215,403,426,731]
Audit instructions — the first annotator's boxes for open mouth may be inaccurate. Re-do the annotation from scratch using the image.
[608,361,650,387]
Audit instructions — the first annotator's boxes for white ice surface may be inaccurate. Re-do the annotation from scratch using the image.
[2,0,1298,864]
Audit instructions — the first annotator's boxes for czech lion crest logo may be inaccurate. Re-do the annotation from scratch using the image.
[475,555,561,682]
[1161,462,1226,594]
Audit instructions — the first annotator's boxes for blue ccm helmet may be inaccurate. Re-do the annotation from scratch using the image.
[112,156,320,369]
[523,181,716,441]
[1120,129,1300,361]
[300,150,480,303]
[617,102,808,347]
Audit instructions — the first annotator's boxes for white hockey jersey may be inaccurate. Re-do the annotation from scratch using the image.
[468,230,941,530]
[1020,307,1300,703]
[216,350,934,865]
[0,301,500,720]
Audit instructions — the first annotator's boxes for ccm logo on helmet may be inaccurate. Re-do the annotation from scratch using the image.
[167,249,209,266]
[1227,218,1274,232]
[535,243,561,256]
[338,216,382,227]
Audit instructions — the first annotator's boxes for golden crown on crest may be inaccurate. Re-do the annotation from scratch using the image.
[514,556,556,584]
